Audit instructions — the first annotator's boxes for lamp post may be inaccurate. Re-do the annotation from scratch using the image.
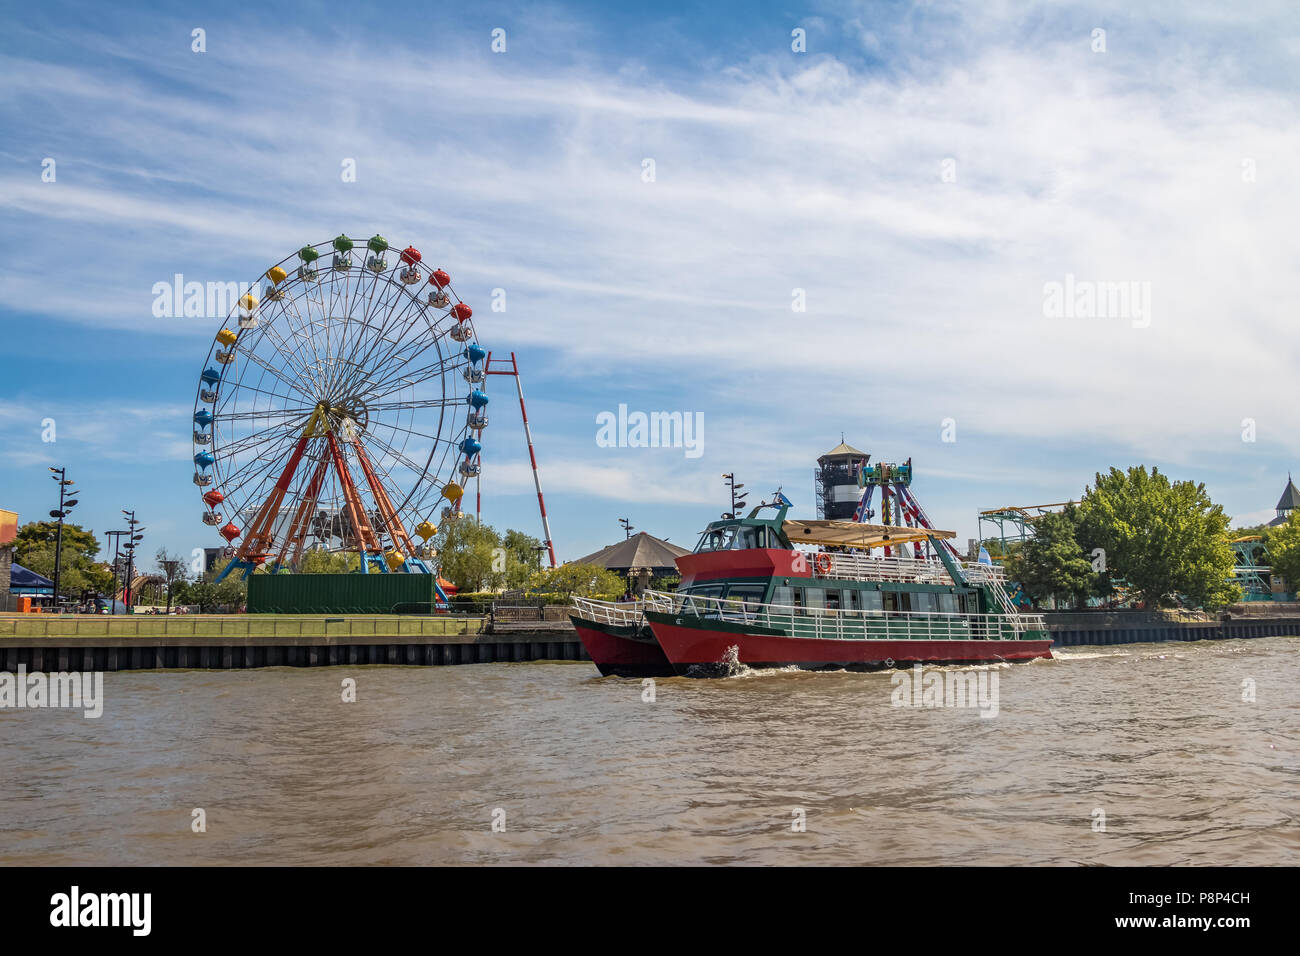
[47,467,79,610]
[618,517,634,540]
[121,511,144,610]
[103,530,127,614]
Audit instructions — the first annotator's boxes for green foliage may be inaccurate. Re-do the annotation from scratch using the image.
[155,548,189,611]
[298,549,360,574]
[527,563,625,600]
[1229,523,1271,545]
[434,517,504,592]
[176,557,253,612]
[1264,509,1300,594]
[1076,465,1240,609]
[14,521,113,596]
[500,528,546,588]
[1002,508,1096,608]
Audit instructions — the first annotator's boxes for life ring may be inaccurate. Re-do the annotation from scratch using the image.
[814,553,833,575]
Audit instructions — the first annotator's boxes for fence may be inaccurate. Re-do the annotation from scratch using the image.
[0,614,485,639]
[491,604,572,624]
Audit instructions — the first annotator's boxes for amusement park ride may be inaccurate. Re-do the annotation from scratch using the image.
[190,233,555,598]
[978,502,1077,561]
[814,445,960,560]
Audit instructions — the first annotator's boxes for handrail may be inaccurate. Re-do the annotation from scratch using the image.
[642,590,1046,642]
[809,551,1007,586]
[569,595,670,627]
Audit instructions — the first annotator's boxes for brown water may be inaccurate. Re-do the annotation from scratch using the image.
[2,638,1297,865]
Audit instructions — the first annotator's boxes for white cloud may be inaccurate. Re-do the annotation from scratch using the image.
[2,5,1298,555]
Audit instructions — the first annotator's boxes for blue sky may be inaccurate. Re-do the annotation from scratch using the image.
[2,0,1299,570]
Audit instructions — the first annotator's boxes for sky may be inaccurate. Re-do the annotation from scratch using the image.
[2,0,1299,571]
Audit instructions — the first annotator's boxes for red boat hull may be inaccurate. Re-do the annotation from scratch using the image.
[645,613,1052,675]
[570,615,675,678]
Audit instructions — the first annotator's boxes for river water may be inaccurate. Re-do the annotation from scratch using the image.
[1,637,1296,865]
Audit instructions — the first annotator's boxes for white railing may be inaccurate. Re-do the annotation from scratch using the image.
[570,594,673,627]
[809,552,1007,586]
[962,563,1009,584]
[643,590,1046,642]
[811,552,950,584]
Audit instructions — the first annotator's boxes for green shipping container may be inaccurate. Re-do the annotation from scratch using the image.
[247,573,438,614]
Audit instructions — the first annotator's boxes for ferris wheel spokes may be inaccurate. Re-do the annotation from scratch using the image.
[197,234,487,583]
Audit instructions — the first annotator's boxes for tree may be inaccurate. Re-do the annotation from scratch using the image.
[501,528,544,589]
[298,549,359,573]
[527,562,625,600]
[1264,509,1300,596]
[1002,509,1096,608]
[155,548,188,614]
[1076,465,1240,609]
[435,518,504,592]
[177,557,254,612]
[14,521,113,597]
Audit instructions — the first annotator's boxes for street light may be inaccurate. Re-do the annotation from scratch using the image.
[102,529,128,614]
[47,467,79,611]
[121,510,143,610]
[618,517,634,539]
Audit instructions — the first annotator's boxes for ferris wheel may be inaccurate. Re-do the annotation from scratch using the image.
[191,233,488,581]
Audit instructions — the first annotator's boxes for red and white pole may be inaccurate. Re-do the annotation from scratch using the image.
[485,351,557,567]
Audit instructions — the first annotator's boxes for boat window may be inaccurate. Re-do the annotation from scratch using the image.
[773,586,793,607]
[792,587,804,609]
[882,591,898,613]
[735,527,761,550]
[677,583,725,613]
[804,587,825,609]
[824,589,841,611]
[898,593,913,612]
[860,590,883,613]
[847,589,860,611]
[695,527,738,553]
[938,593,958,615]
[914,592,937,613]
[726,584,766,605]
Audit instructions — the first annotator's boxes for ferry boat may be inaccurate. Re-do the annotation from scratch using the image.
[570,498,1051,676]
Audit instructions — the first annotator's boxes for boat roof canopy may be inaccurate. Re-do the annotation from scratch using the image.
[781,520,955,549]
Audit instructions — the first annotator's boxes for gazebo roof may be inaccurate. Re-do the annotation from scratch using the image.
[820,441,868,460]
[572,531,690,572]
[1277,476,1300,512]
